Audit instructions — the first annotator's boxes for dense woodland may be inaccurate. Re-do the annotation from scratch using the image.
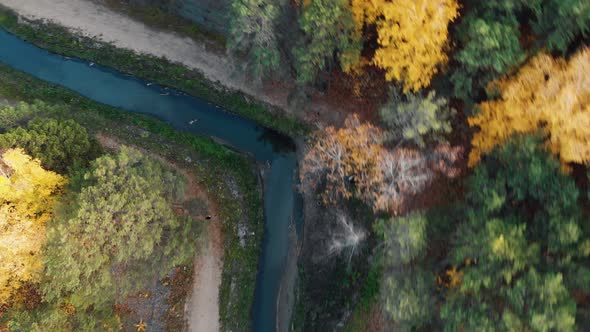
[1,0,590,331]
[0,102,201,330]
[226,0,590,330]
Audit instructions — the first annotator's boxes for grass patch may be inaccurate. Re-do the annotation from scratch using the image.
[0,62,263,332]
[0,6,308,137]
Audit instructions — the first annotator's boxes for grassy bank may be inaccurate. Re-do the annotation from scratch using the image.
[0,62,262,331]
[0,6,308,137]
[98,0,226,50]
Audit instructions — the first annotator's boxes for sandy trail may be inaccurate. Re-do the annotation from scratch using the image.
[186,221,222,332]
[0,0,291,111]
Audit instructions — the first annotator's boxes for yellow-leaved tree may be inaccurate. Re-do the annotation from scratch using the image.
[0,148,65,306]
[349,0,459,92]
[468,47,590,167]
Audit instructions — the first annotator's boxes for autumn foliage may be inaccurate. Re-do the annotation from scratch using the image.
[468,47,590,167]
[0,149,65,306]
[349,0,459,92]
[300,114,383,204]
[301,115,461,213]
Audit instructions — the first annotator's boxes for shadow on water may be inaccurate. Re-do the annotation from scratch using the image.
[257,128,297,154]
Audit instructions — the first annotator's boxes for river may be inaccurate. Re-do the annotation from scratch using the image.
[0,28,302,332]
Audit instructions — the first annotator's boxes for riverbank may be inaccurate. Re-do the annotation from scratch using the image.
[0,60,264,331]
[0,2,307,136]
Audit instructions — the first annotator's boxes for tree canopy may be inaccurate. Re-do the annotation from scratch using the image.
[293,0,360,83]
[0,149,65,307]
[0,118,101,174]
[468,47,590,167]
[42,147,195,323]
[349,0,459,92]
[228,0,282,78]
[442,136,590,331]
[379,90,454,147]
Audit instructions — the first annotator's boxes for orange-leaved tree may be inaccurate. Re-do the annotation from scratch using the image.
[468,47,590,167]
[348,0,460,92]
[0,148,65,306]
[301,115,462,213]
[300,114,383,204]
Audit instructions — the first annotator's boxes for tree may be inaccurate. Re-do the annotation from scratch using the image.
[372,144,462,213]
[301,115,461,213]
[379,90,454,147]
[42,147,196,315]
[450,11,526,99]
[293,0,360,83]
[228,0,281,78]
[349,0,459,92]
[376,213,434,331]
[442,136,589,331]
[0,118,101,174]
[468,47,590,167]
[375,213,428,265]
[300,114,383,205]
[531,0,590,53]
[0,149,65,307]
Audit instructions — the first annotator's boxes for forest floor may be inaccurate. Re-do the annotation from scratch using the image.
[97,133,222,332]
[0,0,379,128]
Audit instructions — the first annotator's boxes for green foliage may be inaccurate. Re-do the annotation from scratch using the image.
[451,0,590,99]
[442,135,589,331]
[6,305,71,332]
[0,117,101,174]
[377,213,434,330]
[293,0,360,83]
[383,268,434,331]
[42,147,196,321]
[379,90,454,147]
[0,101,63,130]
[531,0,590,52]
[229,0,281,78]
[451,12,526,99]
[375,212,428,265]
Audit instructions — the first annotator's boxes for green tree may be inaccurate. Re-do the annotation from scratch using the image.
[376,213,434,331]
[228,0,281,78]
[383,267,434,331]
[0,118,101,174]
[379,90,454,147]
[42,147,198,320]
[450,10,526,99]
[293,0,360,83]
[441,135,589,331]
[375,213,428,265]
[531,0,590,52]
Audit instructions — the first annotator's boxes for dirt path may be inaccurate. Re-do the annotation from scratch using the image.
[0,0,291,112]
[186,221,222,332]
[96,134,222,332]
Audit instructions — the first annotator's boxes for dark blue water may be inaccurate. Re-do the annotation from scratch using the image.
[0,29,300,332]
